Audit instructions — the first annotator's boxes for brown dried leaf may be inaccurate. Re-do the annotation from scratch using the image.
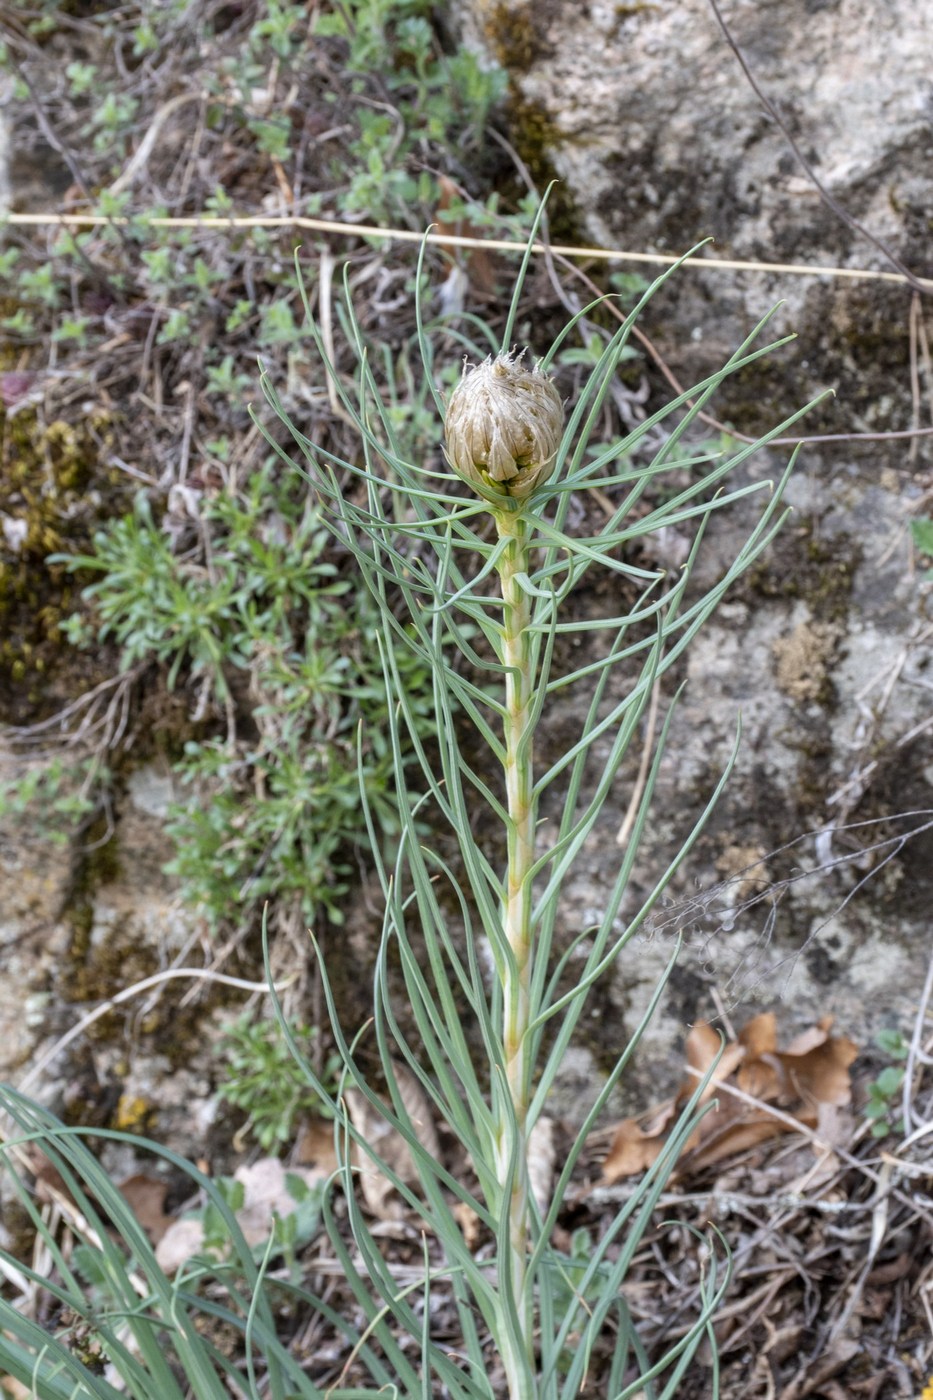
[685,1109,789,1172]
[453,1199,482,1251]
[600,1015,858,1182]
[685,1020,722,1075]
[28,1148,68,1205]
[345,1063,439,1220]
[394,1061,441,1162]
[685,1022,745,1097]
[783,1014,835,1056]
[117,1172,172,1244]
[294,1115,339,1175]
[346,1089,404,1220]
[603,1107,673,1183]
[778,1032,858,1107]
[738,1011,778,1058]
[434,175,498,300]
[736,1054,784,1101]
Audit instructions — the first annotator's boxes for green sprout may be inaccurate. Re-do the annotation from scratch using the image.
[864,1028,909,1139]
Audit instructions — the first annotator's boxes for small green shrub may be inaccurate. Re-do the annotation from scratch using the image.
[58,464,435,930]
[314,0,506,223]
[217,1013,340,1150]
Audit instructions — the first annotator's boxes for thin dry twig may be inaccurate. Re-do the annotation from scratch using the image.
[16,966,298,1100]
[559,255,933,450]
[5,211,933,291]
[705,0,929,296]
[616,674,661,849]
[900,950,933,1152]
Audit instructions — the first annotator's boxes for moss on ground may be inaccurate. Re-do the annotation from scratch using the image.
[0,406,124,723]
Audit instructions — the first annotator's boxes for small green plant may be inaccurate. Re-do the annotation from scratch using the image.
[217,1014,340,1151]
[313,0,507,224]
[0,753,104,838]
[544,1227,612,1376]
[249,214,816,1394]
[864,1028,909,1138]
[196,1166,324,1270]
[55,466,434,929]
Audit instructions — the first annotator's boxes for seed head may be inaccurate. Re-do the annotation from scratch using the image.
[444,350,563,502]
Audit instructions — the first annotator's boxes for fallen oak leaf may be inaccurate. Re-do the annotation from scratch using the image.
[294,1115,339,1175]
[603,1117,667,1180]
[117,1173,173,1245]
[680,1104,794,1174]
[737,1011,779,1058]
[602,1027,749,1184]
[777,1027,857,1108]
[683,1017,856,1173]
[783,1013,836,1056]
[603,1101,678,1183]
[601,1015,858,1184]
[685,1021,746,1100]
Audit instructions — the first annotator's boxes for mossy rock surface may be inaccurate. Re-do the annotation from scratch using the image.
[0,406,126,723]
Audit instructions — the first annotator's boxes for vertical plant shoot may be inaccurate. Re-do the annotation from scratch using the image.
[445,349,565,1383]
[251,220,819,1398]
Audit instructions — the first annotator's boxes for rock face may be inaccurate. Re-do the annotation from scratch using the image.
[545,459,933,1109]
[454,0,933,1104]
[0,758,222,1161]
[460,0,933,438]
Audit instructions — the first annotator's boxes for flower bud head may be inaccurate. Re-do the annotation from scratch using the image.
[444,351,563,501]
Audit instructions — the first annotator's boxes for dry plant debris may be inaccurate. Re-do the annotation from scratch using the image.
[602,1013,858,1183]
[573,1009,933,1398]
[8,1000,933,1398]
[153,1156,326,1272]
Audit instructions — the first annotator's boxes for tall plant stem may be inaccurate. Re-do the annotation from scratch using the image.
[494,508,537,1398]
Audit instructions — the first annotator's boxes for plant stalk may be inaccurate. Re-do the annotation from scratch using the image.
[494,508,537,1398]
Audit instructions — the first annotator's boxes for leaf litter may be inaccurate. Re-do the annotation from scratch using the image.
[602,1012,858,1182]
[11,999,933,1397]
